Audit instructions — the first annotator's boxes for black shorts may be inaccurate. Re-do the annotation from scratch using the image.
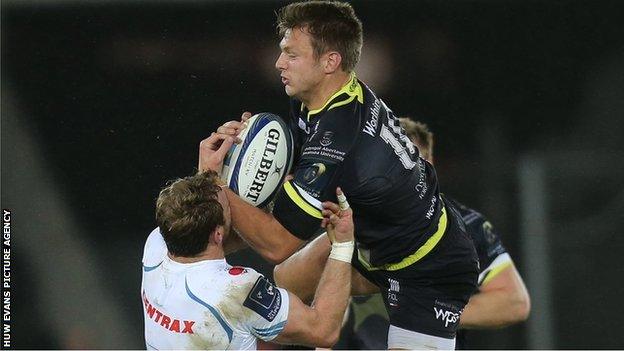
[352,197,479,339]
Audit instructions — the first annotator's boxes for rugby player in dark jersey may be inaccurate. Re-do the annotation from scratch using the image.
[198,1,478,348]
[331,120,531,349]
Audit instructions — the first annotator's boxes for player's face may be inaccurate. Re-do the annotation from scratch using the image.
[275,27,324,102]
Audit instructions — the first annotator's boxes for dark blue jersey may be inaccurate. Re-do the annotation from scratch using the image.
[336,197,511,349]
[445,197,511,285]
[445,197,512,350]
[272,75,443,267]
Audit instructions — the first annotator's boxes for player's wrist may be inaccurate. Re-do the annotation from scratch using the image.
[328,241,354,263]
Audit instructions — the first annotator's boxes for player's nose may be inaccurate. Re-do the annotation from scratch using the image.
[275,53,287,71]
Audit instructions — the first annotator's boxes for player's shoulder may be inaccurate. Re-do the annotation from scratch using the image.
[185,264,263,304]
[142,227,167,266]
[446,196,488,226]
[224,265,262,285]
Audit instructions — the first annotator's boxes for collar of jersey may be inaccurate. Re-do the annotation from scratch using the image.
[303,73,364,121]
[164,256,227,271]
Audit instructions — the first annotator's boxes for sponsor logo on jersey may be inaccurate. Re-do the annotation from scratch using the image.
[142,291,195,334]
[298,118,310,134]
[303,163,326,184]
[245,129,280,203]
[414,158,429,200]
[433,300,463,328]
[363,98,381,137]
[425,195,438,220]
[228,267,248,276]
[388,278,400,307]
[320,131,334,147]
[482,221,497,244]
[243,277,282,322]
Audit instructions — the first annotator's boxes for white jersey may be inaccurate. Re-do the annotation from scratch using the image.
[141,228,290,350]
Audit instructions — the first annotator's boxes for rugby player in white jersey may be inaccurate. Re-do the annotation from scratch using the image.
[141,164,356,349]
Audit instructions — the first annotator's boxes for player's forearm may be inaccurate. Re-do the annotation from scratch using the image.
[310,258,352,346]
[459,288,530,329]
[225,188,303,263]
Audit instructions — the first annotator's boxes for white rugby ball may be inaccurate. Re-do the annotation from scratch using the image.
[221,113,294,208]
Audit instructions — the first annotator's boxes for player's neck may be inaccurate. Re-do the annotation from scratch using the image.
[168,246,224,263]
[303,71,352,111]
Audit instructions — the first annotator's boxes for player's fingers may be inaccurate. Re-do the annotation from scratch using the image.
[199,133,228,151]
[320,217,329,228]
[214,136,235,158]
[322,201,341,215]
[214,131,242,144]
[217,120,246,136]
[321,208,337,218]
[336,187,350,211]
[241,111,252,122]
[328,213,341,226]
[216,126,239,136]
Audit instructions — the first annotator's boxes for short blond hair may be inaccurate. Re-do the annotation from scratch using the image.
[155,171,225,257]
[399,117,434,161]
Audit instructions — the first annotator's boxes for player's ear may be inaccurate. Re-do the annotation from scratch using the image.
[323,51,342,74]
[211,227,224,245]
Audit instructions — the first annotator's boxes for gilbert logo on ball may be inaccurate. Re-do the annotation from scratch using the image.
[222,113,294,208]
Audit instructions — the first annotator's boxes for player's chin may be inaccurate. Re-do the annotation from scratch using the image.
[284,85,297,97]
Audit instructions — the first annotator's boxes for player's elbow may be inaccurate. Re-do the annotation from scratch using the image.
[505,289,531,325]
[315,325,340,348]
[513,290,531,322]
[264,247,292,265]
[308,311,341,348]
[273,261,288,285]
[264,251,285,265]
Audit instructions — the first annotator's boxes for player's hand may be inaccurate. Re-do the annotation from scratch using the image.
[321,187,354,243]
[198,132,235,174]
[215,111,252,143]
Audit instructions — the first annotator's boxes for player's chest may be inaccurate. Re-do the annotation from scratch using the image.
[296,116,353,165]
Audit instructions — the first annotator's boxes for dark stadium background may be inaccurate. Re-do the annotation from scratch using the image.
[2,0,623,348]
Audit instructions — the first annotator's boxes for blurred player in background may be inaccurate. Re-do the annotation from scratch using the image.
[335,119,531,349]
[141,169,356,349]
[400,118,530,347]
[200,1,478,349]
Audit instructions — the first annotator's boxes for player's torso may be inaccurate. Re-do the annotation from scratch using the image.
[141,233,261,350]
[290,79,442,265]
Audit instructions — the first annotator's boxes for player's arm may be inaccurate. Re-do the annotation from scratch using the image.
[459,261,531,329]
[273,189,354,348]
[224,189,304,263]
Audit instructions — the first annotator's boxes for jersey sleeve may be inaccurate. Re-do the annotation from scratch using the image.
[272,180,325,240]
[142,227,167,267]
[273,106,357,240]
[464,214,513,286]
[241,276,290,341]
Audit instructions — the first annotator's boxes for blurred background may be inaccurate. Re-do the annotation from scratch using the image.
[2,0,624,348]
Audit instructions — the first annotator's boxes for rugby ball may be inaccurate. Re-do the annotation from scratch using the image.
[221,113,294,207]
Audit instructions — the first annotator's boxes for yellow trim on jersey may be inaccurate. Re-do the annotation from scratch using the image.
[283,182,323,219]
[358,204,448,271]
[306,74,364,120]
[481,261,513,286]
